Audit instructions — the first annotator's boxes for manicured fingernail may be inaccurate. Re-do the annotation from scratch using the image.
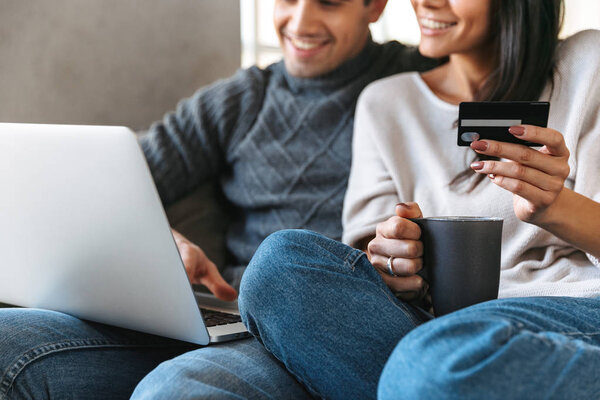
[470,161,484,170]
[509,125,525,136]
[397,203,412,209]
[488,174,496,180]
[470,141,488,152]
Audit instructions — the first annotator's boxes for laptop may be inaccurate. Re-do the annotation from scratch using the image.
[0,123,250,345]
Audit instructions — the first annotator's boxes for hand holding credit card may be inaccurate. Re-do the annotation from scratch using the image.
[457,101,550,146]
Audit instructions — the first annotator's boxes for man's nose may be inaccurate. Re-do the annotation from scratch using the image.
[286,0,319,35]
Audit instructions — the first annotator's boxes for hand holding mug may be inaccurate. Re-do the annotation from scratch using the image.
[366,202,427,301]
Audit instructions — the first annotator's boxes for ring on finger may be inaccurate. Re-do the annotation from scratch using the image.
[386,256,396,277]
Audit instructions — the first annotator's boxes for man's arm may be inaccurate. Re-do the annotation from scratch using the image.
[140,67,267,207]
[140,67,268,299]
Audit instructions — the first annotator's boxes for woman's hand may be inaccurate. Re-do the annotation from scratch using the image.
[469,125,570,226]
[365,202,428,302]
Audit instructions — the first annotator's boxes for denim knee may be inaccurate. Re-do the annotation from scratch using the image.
[378,302,600,400]
[239,229,341,325]
[378,307,529,399]
[239,229,303,318]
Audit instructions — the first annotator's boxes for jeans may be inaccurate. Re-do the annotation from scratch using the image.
[0,309,310,399]
[238,229,600,400]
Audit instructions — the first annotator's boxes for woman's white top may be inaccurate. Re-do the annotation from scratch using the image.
[343,30,600,298]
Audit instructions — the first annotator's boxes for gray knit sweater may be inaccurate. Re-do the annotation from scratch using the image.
[140,39,436,275]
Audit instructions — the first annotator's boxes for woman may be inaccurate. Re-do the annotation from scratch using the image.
[238,0,600,399]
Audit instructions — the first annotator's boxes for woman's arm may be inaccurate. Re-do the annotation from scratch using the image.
[537,188,600,258]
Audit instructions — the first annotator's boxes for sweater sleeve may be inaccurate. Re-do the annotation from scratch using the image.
[139,67,267,206]
[563,31,600,266]
[342,83,400,247]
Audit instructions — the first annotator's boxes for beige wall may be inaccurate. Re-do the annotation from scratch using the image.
[0,0,240,130]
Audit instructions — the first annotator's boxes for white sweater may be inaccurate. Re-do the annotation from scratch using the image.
[343,30,600,299]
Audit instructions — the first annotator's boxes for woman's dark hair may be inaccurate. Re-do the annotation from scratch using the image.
[451,0,565,192]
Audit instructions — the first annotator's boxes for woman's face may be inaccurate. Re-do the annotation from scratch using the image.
[410,0,493,59]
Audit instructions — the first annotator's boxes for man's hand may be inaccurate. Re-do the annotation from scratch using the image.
[171,229,238,301]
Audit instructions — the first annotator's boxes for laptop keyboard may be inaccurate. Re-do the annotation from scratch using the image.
[200,308,242,327]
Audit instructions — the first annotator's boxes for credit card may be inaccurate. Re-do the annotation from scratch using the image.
[457,101,550,146]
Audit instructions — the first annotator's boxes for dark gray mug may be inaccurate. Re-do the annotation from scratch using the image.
[411,217,503,316]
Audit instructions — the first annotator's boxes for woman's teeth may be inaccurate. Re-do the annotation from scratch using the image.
[420,18,455,30]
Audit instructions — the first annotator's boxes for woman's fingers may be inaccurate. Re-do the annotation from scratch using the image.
[509,125,569,156]
[369,205,427,301]
[375,216,422,241]
[489,174,559,210]
[370,253,423,276]
[381,273,428,301]
[470,125,570,178]
[368,237,423,261]
[471,160,565,192]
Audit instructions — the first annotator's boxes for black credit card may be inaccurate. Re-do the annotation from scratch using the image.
[457,101,550,146]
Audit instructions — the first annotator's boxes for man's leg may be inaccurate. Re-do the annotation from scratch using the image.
[379,296,600,400]
[131,337,313,399]
[0,308,194,400]
[238,229,432,400]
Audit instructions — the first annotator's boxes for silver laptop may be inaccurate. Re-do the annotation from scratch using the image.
[0,123,250,345]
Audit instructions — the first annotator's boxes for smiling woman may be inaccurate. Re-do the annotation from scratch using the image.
[242,0,600,68]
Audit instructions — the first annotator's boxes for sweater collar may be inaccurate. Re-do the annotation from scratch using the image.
[280,37,379,93]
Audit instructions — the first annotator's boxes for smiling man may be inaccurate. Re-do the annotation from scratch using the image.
[0,1,437,399]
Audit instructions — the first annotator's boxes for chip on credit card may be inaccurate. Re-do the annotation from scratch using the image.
[457,101,550,146]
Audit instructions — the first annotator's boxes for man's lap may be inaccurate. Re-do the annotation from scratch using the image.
[131,338,312,400]
[0,308,308,400]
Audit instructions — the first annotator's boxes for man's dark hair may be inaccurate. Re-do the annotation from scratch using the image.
[451,0,565,192]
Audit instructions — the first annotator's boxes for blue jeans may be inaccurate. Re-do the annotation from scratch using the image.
[238,229,600,400]
[0,309,310,399]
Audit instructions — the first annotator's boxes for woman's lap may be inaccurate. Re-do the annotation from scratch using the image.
[239,229,432,399]
[380,296,600,400]
[240,230,600,400]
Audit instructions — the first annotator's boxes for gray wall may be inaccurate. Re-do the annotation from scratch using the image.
[0,0,241,130]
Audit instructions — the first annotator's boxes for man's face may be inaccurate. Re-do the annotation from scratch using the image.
[274,0,386,78]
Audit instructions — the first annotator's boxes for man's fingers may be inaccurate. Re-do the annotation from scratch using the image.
[199,263,238,302]
[188,249,238,301]
[172,228,238,301]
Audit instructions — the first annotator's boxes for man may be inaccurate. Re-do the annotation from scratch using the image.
[0,0,436,398]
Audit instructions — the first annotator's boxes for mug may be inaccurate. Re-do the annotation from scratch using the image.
[411,217,503,316]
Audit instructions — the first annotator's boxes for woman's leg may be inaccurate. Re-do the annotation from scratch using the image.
[379,296,600,400]
[239,229,431,400]
[0,308,194,400]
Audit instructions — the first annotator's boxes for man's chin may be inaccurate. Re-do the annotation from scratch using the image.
[283,60,336,79]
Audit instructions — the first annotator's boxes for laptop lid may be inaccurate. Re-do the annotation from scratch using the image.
[0,123,213,345]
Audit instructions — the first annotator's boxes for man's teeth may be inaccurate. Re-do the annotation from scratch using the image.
[291,38,322,50]
[421,18,455,30]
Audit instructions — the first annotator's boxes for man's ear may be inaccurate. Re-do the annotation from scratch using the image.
[367,0,388,23]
